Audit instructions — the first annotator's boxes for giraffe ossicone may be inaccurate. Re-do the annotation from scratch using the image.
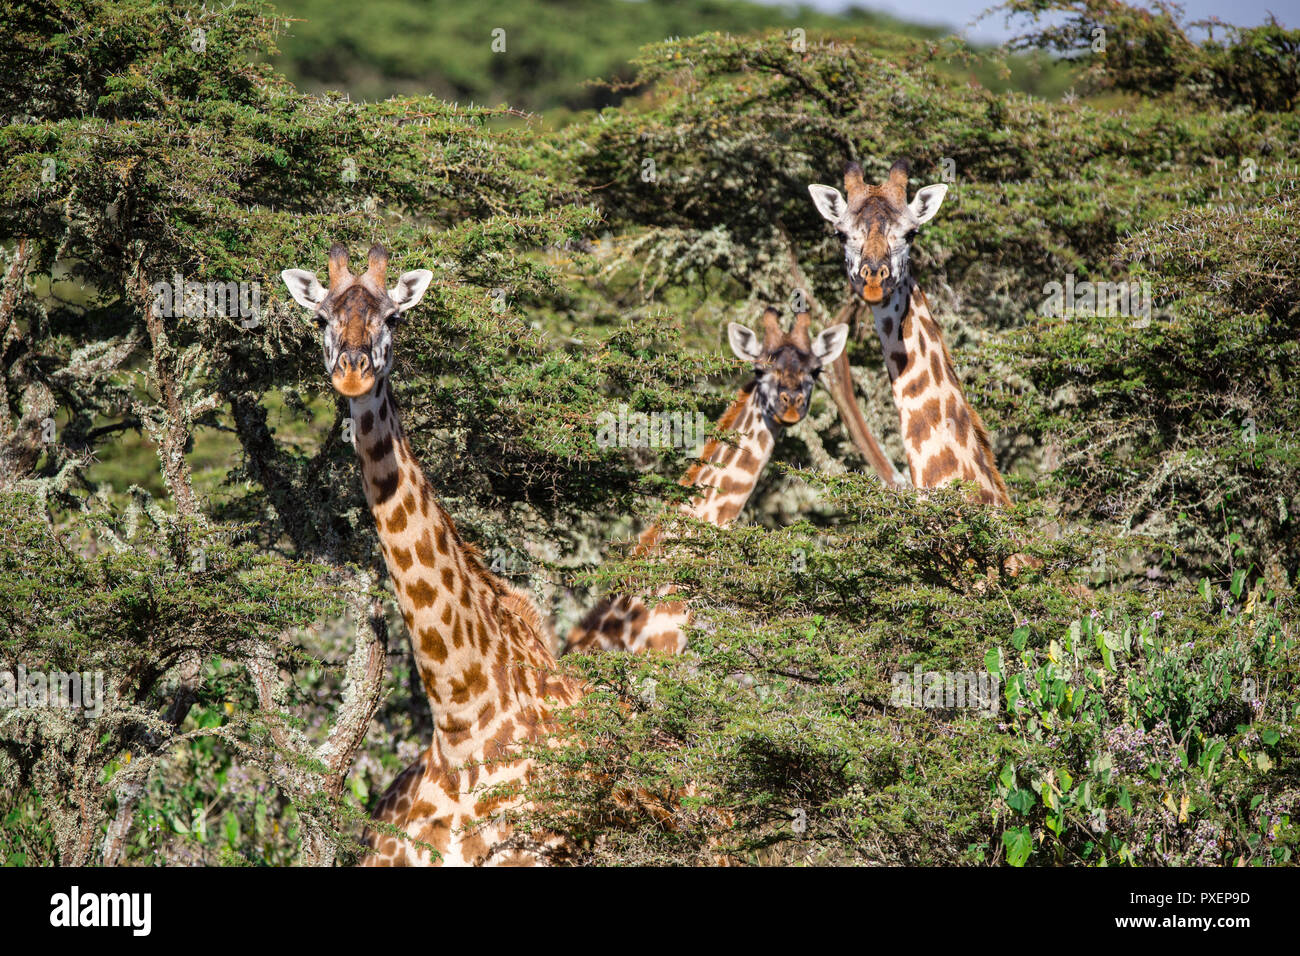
[809,160,1011,506]
[564,306,849,655]
[282,242,584,866]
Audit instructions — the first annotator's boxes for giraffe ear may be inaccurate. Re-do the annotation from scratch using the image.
[812,323,849,365]
[908,184,948,226]
[389,270,434,313]
[808,184,847,224]
[281,269,327,311]
[727,322,763,362]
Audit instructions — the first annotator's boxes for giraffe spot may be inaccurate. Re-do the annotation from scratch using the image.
[450,663,488,704]
[953,404,972,446]
[441,604,453,626]
[756,430,772,452]
[407,578,436,609]
[402,491,417,515]
[378,398,389,422]
[715,499,742,525]
[900,310,913,340]
[367,433,393,462]
[435,525,450,555]
[890,350,910,377]
[440,566,455,591]
[386,506,408,535]
[719,474,749,494]
[488,718,516,758]
[906,397,942,451]
[930,351,943,385]
[902,369,930,400]
[450,615,463,648]
[921,446,959,487]
[419,626,448,663]
[647,631,680,652]
[390,546,413,572]
[373,470,400,506]
[415,530,436,566]
[921,314,942,339]
[881,317,893,338]
[735,449,760,474]
[917,334,928,357]
[359,411,374,434]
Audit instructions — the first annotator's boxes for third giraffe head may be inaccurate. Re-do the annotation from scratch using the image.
[727,308,848,426]
[808,159,947,305]
[281,243,433,398]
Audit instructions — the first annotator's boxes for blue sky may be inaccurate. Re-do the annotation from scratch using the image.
[764,1,1295,43]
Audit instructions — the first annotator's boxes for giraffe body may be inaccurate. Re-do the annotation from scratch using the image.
[564,309,846,654]
[809,160,1011,505]
[283,244,580,865]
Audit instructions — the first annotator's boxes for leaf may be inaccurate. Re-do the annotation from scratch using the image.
[1012,625,1030,651]
[1231,568,1247,598]
[984,646,1003,680]
[1003,827,1033,867]
[1007,788,1036,814]
[1260,729,1280,746]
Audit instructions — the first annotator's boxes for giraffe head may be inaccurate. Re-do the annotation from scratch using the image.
[280,243,433,398]
[726,308,848,426]
[807,159,947,304]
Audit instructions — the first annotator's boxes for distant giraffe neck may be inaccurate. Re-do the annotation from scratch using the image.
[349,379,575,767]
[871,278,1010,506]
[643,383,775,548]
[565,385,777,655]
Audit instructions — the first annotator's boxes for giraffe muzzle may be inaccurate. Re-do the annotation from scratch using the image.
[858,263,890,304]
[332,349,375,397]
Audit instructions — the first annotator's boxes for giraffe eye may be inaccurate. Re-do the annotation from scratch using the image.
[315,312,328,329]
[383,309,401,327]
[904,229,918,243]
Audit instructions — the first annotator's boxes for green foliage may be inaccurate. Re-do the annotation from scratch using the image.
[268,0,955,111]
[1001,0,1300,111]
[527,478,1298,865]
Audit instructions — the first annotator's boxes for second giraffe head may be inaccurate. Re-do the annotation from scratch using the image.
[807,159,947,305]
[727,308,848,426]
[281,243,433,398]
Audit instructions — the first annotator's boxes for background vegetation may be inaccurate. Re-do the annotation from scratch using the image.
[1,0,1295,866]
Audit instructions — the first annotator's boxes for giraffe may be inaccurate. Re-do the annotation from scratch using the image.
[281,243,584,866]
[563,307,849,654]
[808,159,1012,506]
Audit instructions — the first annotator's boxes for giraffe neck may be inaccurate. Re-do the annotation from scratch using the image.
[565,385,779,655]
[870,277,1010,505]
[349,380,567,766]
[640,383,777,549]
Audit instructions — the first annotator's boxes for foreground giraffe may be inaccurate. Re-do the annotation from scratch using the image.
[282,244,584,866]
[808,159,1011,505]
[564,307,848,654]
